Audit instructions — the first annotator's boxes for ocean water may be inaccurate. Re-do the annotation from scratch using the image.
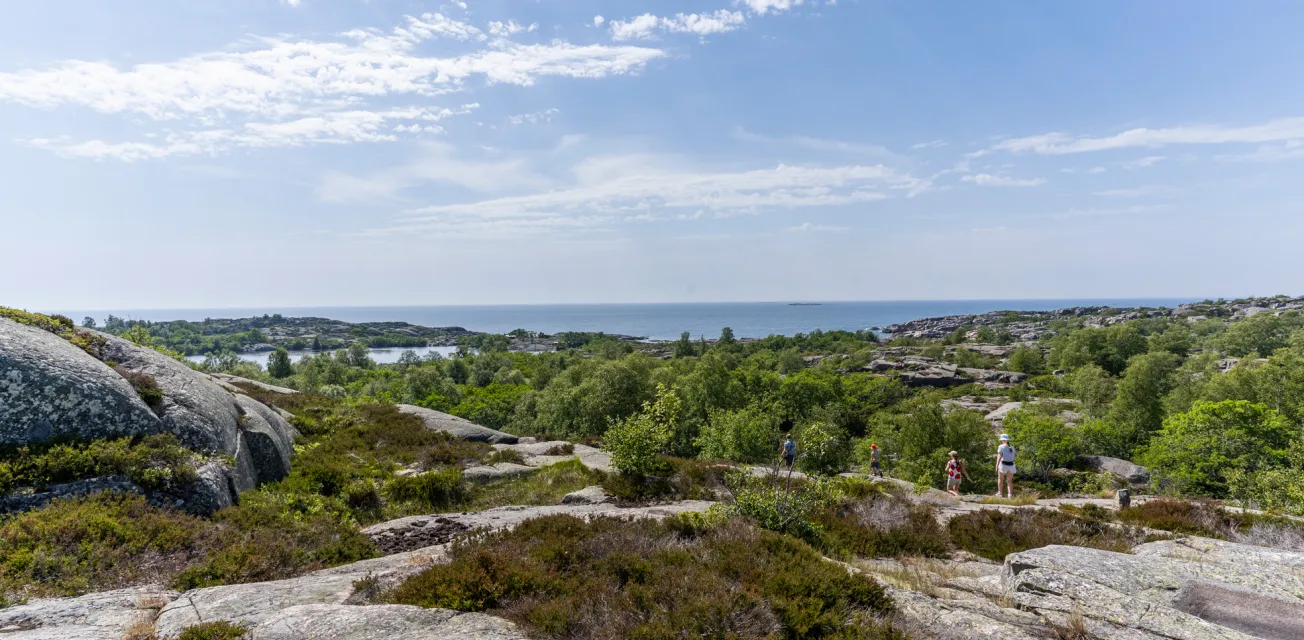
[61,299,1193,342]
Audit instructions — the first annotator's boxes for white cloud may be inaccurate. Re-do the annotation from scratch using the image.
[1093,186,1179,198]
[487,20,538,37]
[364,158,920,238]
[1217,141,1304,163]
[610,10,745,40]
[960,173,1046,187]
[282,0,301,6]
[507,108,559,125]
[786,222,849,232]
[990,117,1304,155]
[0,14,664,160]
[1088,166,1106,174]
[736,0,807,15]
[318,141,550,203]
[593,16,606,27]
[1123,156,1166,169]
[911,140,947,149]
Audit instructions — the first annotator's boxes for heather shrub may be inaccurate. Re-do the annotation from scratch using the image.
[384,467,465,510]
[176,622,247,640]
[948,508,1149,561]
[382,515,903,639]
[816,490,950,559]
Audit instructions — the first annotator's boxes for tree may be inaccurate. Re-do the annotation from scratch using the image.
[673,331,695,358]
[718,327,736,346]
[312,334,324,351]
[345,341,374,369]
[795,421,849,476]
[1105,351,1180,451]
[1003,410,1082,479]
[1148,323,1193,357]
[1068,364,1115,418]
[1217,313,1293,357]
[81,317,97,329]
[445,358,470,385]
[1052,323,1149,375]
[1140,400,1294,497]
[696,404,781,463]
[267,348,294,378]
[605,383,679,476]
[1006,345,1046,375]
[868,399,994,492]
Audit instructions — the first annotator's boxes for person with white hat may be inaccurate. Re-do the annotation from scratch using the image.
[995,434,1016,498]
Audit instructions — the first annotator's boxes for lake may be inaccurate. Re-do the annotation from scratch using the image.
[185,345,461,368]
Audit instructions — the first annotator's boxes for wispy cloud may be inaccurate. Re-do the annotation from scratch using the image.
[1123,156,1166,169]
[0,14,663,160]
[609,10,746,40]
[1093,186,1179,198]
[360,156,920,238]
[786,222,849,232]
[988,117,1304,155]
[911,140,947,149]
[317,141,551,203]
[961,173,1046,187]
[507,108,560,126]
[735,128,901,160]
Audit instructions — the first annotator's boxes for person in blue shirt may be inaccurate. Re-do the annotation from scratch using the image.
[780,434,797,469]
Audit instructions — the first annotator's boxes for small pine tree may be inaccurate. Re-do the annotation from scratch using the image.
[267,348,294,378]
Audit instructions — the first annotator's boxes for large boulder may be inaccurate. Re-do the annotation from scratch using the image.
[0,317,163,444]
[395,405,518,444]
[0,317,294,513]
[1077,455,1150,486]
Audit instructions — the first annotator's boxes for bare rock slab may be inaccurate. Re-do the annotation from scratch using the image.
[396,405,518,444]
[0,585,177,640]
[248,604,525,640]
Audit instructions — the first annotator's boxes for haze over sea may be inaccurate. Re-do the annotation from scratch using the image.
[60,299,1193,342]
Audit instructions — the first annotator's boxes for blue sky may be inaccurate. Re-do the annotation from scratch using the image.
[3,0,1304,310]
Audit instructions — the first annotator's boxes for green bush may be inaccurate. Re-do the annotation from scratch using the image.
[1002,410,1082,479]
[176,622,248,640]
[604,383,678,476]
[382,515,902,639]
[0,492,211,600]
[948,508,1148,561]
[695,404,781,463]
[721,469,840,540]
[0,434,198,495]
[1006,345,1046,375]
[384,468,465,510]
[796,421,850,476]
[1139,400,1293,498]
[484,449,526,465]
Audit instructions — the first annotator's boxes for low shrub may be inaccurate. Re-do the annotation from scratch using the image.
[469,459,600,510]
[0,434,198,495]
[172,490,376,590]
[382,515,903,639]
[112,366,165,407]
[721,469,840,540]
[543,443,575,456]
[599,457,729,503]
[176,622,247,640]
[485,449,526,466]
[0,492,212,600]
[383,467,465,510]
[948,508,1149,561]
[1114,498,1265,539]
[816,490,950,559]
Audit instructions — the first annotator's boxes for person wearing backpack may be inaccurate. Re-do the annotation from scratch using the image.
[995,434,1016,498]
[944,450,971,496]
[780,434,797,470]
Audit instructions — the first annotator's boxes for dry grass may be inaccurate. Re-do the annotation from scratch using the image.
[122,619,158,640]
[857,557,985,598]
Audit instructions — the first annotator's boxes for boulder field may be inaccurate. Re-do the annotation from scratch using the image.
[0,316,296,513]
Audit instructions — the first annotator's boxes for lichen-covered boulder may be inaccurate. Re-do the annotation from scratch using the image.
[396,404,518,444]
[0,317,163,444]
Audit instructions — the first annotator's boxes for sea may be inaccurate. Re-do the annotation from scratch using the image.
[57,299,1194,353]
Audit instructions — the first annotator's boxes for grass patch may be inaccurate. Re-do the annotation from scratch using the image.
[383,468,466,511]
[176,621,247,640]
[544,443,576,456]
[468,459,601,510]
[816,488,950,560]
[0,434,198,495]
[484,449,526,466]
[1112,498,1304,545]
[948,508,1149,561]
[382,514,905,639]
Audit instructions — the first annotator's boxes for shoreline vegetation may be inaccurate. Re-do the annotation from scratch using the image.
[4,294,1304,637]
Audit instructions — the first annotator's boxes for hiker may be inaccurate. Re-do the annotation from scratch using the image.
[780,434,797,470]
[945,451,970,496]
[868,443,883,478]
[995,434,1016,498]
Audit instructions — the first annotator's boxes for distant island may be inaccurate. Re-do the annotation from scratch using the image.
[788,302,823,306]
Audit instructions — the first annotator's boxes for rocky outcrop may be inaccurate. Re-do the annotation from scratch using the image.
[155,546,447,638]
[0,585,177,640]
[0,317,295,513]
[396,405,518,444]
[1077,455,1150,486]
[248,604,525,640]
[363,501,713,554]
[561,485,610,505]
[0,318,163,445]
[211,373,299,395]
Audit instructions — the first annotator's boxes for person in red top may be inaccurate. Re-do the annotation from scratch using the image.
[944,450,971,496]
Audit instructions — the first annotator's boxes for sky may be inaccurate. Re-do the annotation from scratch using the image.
[3,0,1304,310]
